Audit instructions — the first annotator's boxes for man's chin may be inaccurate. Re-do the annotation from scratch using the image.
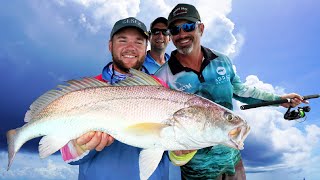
[177,46,193,55]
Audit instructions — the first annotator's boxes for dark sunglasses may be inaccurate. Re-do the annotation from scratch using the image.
[169,22,200,36]
[150,28,170,36]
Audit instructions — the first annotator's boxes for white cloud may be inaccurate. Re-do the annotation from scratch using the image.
[70,0,142,30]
[243,75,286,94]
[78,13,99,33]
[58,0,238,56]
[193,0,237,56]
[234,75,320,177]
[0,151,78,180]
[229,32,245,59]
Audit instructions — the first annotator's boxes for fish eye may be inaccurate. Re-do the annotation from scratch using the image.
[225,112,234,121]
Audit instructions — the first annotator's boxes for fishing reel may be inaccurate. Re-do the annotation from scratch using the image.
[240,94,319,121]
[284,106,311,121]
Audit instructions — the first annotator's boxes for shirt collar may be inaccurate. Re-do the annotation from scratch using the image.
[168,46,218,75]
[101,62,150,84]
[146,50,170,65]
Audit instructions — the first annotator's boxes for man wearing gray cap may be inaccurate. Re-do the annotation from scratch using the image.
[155,3,305,180]
[60,17,173,180]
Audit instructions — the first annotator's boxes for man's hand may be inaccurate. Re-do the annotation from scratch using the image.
[172,150,196,156]
[76,131,114,151]
[280,93,308,108]
[169,150,197,166]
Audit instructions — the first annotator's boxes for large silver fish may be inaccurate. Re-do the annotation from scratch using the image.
[7,69,250,180]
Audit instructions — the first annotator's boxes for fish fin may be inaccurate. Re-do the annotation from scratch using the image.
[139,149,164,180]
[7,129,21,170]
[114,68,162,86]
[125,123,169,136]
[39,136,70,158]
[25,77,109,123]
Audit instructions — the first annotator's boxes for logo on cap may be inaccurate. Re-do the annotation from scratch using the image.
[110,17,148,39]
[172,7,188,17]
[122,18,143,28]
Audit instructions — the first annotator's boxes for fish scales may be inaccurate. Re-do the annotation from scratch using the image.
[38,86,191,124]
[6,69,250,180]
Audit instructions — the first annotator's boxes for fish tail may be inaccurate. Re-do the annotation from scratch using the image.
[6,129,21,171]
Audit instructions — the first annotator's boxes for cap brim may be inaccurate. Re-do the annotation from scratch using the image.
[112,25,149,39]
[168,17,199,26]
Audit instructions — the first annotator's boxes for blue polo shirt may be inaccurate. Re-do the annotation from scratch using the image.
[143,50,170,74]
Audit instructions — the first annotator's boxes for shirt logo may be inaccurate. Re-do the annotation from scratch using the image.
[216,67,226,76]
[174,82,192,91]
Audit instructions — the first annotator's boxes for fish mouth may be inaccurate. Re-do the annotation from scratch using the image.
[227,125,251,150]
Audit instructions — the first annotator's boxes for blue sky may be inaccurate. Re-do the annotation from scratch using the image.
[1,0,319,179]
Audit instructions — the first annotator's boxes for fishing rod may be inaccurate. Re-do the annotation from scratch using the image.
[240,94,320,120]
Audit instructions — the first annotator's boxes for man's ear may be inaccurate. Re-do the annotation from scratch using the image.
[108,40,112,52]
[199,23,205,36]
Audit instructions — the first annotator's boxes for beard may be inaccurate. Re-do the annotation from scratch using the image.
[177,44,193,55]
[112,51,145,73]
[175,30,201,55]
[175,35,194,55]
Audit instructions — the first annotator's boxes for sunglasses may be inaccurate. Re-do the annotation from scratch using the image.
[169,22,200,36]
[150,28,170,36]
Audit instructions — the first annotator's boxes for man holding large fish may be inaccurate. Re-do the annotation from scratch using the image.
[6,5,306,180]
[154,3,307,180]
[6,15,251,180]
[7,17,180,180]
[58,17,179,180]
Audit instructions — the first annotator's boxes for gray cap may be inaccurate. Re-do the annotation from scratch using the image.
[150,17,168,30]
[168,3,201,26]
[110,17,149,39]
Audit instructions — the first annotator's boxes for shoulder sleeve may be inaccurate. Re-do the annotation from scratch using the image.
[232,74,281,102]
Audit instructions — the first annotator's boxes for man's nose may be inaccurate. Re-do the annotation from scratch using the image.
[158,32,165,38]
[125,41,137,49]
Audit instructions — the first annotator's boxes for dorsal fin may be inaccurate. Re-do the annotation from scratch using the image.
[114,68,162,86]
[24,69,161,123]
[24,77,109,123]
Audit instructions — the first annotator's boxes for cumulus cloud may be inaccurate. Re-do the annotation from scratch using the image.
[243,75,285,94]
[67,0,141,32]
[0,151,78,180]
[55,0,239,55]
[234,75,320,176]
[78,13,99,33]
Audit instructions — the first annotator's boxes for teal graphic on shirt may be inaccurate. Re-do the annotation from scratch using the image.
[155,46,281,179]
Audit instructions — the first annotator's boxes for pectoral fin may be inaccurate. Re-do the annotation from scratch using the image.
[139,149,164,180]
[39,136,70,158]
